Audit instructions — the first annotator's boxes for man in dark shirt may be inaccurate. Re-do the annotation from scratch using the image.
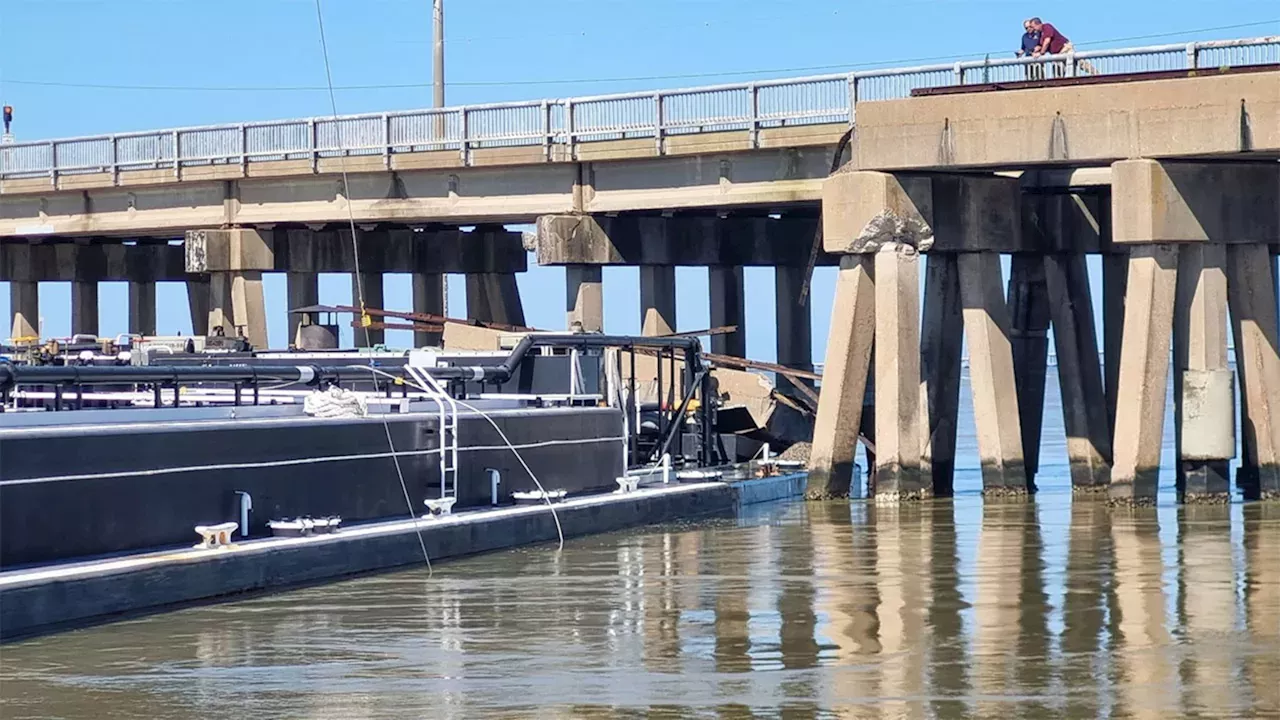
[1017,20,1044,80]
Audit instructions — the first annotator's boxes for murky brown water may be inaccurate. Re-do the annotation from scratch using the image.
[1,489,1277,719]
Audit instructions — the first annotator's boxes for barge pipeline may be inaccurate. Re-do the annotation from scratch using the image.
[0,332,813,639]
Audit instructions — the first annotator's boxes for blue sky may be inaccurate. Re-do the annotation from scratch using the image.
[1,0,1276,355]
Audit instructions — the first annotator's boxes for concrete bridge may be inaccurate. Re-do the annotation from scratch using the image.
[3,37,1279,502]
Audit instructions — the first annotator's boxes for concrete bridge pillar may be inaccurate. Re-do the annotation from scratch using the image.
[352,272,385,347]
[185,228,272,349]
[709,265,745,357]
[815,170,1026,501]
[873,243,926,501]
[1110,159,1280,504]
[411,272,444,347]
[128,280,157,336]
[774,266,813,378]
[187,276,210,336]
[71,281,99,337]
[639,265,677,337]
[466,273,525,327]
[1007,254,1051,493]
[9,281,38,341]
[287,272,319,347]
[565,265,603,332]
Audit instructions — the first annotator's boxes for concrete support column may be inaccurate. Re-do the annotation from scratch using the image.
[9,281,38,340]
[232,272,269,349]
[128,281,157,336]
[207,273,235,339]
[466,273,525,327]
[774,265,813,376]
[70,281,99,337]
[639,265,677,336]
[958,251,1028,498]
[873,244,926,502]
[287,272,320,348]
[1045,253,1112,493]
[1102,253,1129,438]
[187,276,210,336]
[565,265,603,332]
[807,255,875,499]
[920,253,963,497]
[709,265,746,357]
[1108,244,1179,506]
[1227,244,1280,500]
[412,272,444,347]
[1007,254,1052,492]
[1173,244,1233,503]
[352,272,385,347]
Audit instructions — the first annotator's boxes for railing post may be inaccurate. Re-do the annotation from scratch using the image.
[542,100,552,161]
[1186,42,1199,71]
[565,100,576,161]
[110,135,118,186]
[953,62,964,85]
[308,118,317,174]
[382,113,391,169]
[847,74,858,125]
[1067,53,1078,77]
[654,92,664,155]
[747,84,759,148]
[49,141,57,188]
[459,108,470,166]
[172,130,180,179]
[239,124,247,174]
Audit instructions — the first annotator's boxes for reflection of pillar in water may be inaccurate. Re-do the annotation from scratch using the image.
[924,501,968,719]
[1011,502,1051,716]
[872,504,933,717]
[972,503,1028,713]
[775,513,821,708]
[1110,511,1178,719]
[1177,506,1238,716]
[641,531,683,673]
[1243,504,1280,714]
[1061,502,1110,717]
[713,525,754,674]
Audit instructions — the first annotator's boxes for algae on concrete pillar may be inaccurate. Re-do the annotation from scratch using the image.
[958,251,1028,498]
[1172,244,1233,503]
[920,253,963,498]
[807,255,875,499]
[1045,252,1112,494]
[70,281,99,337]
[774,265,813,378]
[187,276,210,336]
[412,272,444,347]
[709,265,746,357]
[639,265,677,337]
[1227,244,1280,500]
[287,272,320,348]
[351,272,385,347]
[873,243,926,502]
[1109,244,1179,506]
[565,265,603,332]
[128,281,157,336]
[1006,254,1052,493]
[9,281,38,340]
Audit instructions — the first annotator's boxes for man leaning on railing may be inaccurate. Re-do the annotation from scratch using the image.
[1030,18,1098,77]
[1017,20,1045,81]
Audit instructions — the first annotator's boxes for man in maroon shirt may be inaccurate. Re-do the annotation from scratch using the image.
[1029,18,1097,75]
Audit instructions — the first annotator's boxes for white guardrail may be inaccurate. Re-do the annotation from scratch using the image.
[1,36,1276,182]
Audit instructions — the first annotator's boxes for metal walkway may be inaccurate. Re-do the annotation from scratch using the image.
[1,36,1276,181]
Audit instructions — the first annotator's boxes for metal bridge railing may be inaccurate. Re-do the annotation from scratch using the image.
[2,36,1276,183]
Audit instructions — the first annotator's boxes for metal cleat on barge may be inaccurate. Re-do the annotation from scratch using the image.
[0,332,747,569]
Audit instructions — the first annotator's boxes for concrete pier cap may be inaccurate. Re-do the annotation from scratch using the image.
[821,170,1023,254]
[1111,159,1280,245]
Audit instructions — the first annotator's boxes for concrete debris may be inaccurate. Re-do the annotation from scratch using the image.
[851,210,934,254]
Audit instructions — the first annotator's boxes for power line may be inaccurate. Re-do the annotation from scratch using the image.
[3,19,1276,93]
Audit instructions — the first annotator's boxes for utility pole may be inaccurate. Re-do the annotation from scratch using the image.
[432,0,449,318]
